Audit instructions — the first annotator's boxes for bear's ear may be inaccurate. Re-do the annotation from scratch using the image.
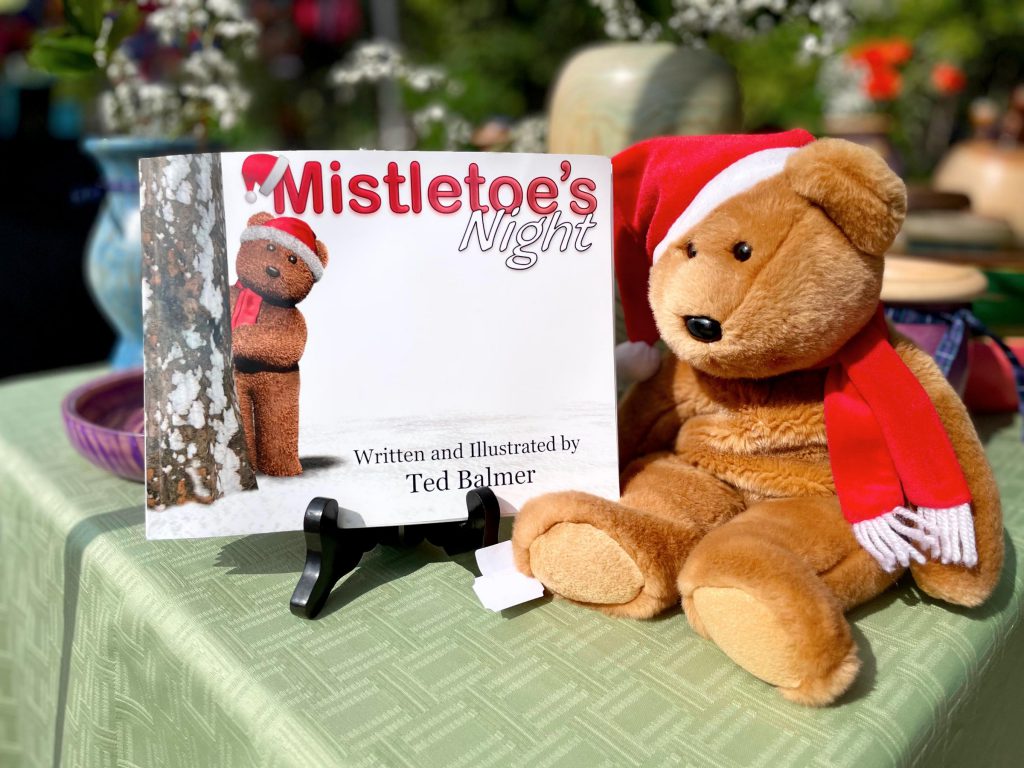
[247,212,274,227]
[785,138,907,257]
[315,239,329,268]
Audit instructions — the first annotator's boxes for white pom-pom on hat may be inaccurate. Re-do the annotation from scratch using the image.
[616,341,662,384]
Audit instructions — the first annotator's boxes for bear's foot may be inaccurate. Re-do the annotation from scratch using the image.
[684,585,859,707]
[529,523,644,605]
[678,496,881,706]
[513,491,699,619]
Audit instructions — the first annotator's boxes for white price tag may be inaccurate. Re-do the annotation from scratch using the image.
[472,540,545,612]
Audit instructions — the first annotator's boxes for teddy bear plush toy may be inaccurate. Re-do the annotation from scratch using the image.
[512,131,1003,706]
[230,213,328,476]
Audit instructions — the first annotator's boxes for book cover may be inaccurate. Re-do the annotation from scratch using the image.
[141,150,619,539]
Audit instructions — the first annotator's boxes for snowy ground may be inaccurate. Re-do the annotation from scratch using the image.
[146,402,619,539]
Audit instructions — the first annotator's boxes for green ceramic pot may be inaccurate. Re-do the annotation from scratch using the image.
[974,270,1024,334]
[547,42,742,156]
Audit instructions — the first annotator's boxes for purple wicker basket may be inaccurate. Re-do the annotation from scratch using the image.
[62,368,145,482]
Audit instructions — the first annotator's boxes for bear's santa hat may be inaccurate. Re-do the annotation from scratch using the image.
[240,216,324,282]
[613,129,815,382]
[242,153,290,204]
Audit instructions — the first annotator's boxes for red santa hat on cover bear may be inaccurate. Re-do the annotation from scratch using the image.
[613,129,816,382]
[240,216,324,282]
[242,153,290,204]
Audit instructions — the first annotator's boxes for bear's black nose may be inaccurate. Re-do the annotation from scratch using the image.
[265,266,280,278]
[684,316,722,343]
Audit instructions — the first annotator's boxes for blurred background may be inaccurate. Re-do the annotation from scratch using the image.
[2,0,1023,381]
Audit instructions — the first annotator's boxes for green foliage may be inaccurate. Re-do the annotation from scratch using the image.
[64,0,105,38]
[400,0,604,123]
[27,29,97,76]
[27,0,140,78]
[851,0,1024,63]
[715,22,827,133]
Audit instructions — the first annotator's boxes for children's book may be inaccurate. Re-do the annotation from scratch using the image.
[141,150,619,539]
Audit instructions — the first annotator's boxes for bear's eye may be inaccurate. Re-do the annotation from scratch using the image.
[732,241,752,262]
[266,243,276,252]
[686,241,697,259]
[288,255,298,264]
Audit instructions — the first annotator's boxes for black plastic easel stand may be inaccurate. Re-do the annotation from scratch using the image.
[290,487,501,619]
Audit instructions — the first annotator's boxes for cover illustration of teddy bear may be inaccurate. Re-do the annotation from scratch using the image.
[230,212,329,477]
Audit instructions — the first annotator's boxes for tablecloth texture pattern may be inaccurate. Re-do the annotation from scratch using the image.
[2,367,1022,768]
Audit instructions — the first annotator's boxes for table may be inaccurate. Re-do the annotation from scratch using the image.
[2,366,1023,768]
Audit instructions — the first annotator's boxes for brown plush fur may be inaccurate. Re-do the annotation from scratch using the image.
[512,139,1003,705]
[230,212,328,476]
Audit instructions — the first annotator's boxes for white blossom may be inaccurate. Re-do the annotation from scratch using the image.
[330,40,469,149]
[410,103,473,150]
[97,0,259,136]
[93,15,114,68]
[508,115,549,153]
[590,0,662,41]
[818,54,874,116]
[589,0,853,57]
[329,40,553,153]
[329,40,447,100]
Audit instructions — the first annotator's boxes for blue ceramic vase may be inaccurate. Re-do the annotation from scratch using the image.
[83,136,197,368]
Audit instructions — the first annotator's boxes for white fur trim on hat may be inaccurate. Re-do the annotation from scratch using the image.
[652,146,800,263]
[240,225,324,282]
[261,155,289,196]
[615,341,662,384]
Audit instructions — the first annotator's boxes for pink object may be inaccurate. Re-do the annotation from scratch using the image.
[893,320,970,396]
[964,338,1024,414]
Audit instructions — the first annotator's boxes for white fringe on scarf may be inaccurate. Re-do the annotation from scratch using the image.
[852,504,977,573]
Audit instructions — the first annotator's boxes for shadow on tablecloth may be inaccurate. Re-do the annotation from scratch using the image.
[213,531,487,619]
[54,506,141,768]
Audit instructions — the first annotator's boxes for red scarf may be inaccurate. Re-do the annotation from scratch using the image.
[231,282,262,330]
[824,307,976,572]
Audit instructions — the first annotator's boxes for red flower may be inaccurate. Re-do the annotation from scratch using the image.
[875,39,913,66]
[864,66,902,101]
[932,63,967,95]
[846,38,913,102]
[849,38,913,68]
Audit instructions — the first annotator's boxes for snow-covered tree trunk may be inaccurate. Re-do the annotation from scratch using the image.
[141,153,257,509]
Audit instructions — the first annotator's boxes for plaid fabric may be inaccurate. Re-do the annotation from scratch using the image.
[885,305,1024,435]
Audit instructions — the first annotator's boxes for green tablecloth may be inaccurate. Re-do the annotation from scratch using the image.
[2,367,1023,768]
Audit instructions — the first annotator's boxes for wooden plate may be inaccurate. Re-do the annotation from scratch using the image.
[882,255,988,304]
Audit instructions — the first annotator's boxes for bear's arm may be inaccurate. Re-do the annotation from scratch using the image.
[617,352,700,468]
[893,336,1004,607]
[233,308,307,369]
